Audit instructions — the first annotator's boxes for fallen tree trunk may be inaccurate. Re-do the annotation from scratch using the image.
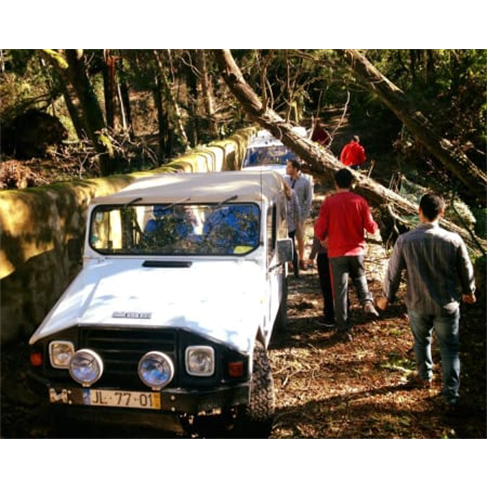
[339,49,487,206]
[213,49,485,253]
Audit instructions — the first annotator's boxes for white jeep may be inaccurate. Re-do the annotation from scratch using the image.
[28,171,292,437]
[241,127,314,190]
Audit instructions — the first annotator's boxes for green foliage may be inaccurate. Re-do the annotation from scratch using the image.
[472,207,487,240]
[2,49,486,203]
[1,50,53,121]
[364,49,487,166]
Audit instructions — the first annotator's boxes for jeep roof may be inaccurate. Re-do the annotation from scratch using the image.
[91,170,286,206]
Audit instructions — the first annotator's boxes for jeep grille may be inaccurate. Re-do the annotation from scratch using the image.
[79,327,177,388]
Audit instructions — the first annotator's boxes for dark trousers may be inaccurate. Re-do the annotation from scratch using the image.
[329,255,372,331]
[317,253,334,322]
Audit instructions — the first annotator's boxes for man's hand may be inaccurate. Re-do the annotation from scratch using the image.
[376,297,389,311]
[462,293,477,304]
[319,237,329,250]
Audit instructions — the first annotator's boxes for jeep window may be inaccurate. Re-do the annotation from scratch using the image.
[89,203,260,256]
[242,145,299,168]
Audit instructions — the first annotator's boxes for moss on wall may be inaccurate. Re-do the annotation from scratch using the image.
[0,130,253,345]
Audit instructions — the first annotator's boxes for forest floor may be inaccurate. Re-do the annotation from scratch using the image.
[1,184,485,440]
[1,120,486,439]
[268,188,487,439]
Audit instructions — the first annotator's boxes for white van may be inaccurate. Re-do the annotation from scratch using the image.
[28,171,293,437]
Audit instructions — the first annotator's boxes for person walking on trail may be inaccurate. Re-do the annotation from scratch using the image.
[340,135,366,170]
[284,159,313,275]
[284,181,300,278]
[314,168,379,342]
[377,193,476,409]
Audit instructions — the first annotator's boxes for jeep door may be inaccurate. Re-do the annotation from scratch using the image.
[265,202,284,344]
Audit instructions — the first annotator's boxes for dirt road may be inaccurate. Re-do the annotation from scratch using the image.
[1,191,485,439]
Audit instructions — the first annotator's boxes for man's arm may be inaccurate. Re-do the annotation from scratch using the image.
[359,145,366,164]
[314,199,328,241]
[456,238,477,303]
[362,201,379,234]
[303,179,313,219]
[377,239,405,310]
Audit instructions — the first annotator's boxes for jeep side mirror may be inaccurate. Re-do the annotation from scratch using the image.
[277,238,293,263]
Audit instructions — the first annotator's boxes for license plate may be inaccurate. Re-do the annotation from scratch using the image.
[82,389,161,410]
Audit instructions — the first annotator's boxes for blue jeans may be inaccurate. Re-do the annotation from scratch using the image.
[408,308,460,403]
[329,255,373,331]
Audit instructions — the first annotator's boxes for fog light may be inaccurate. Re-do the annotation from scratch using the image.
[49,341,75,369]
[69,349,103,387]
[186,346,215,376]
[138,351,174,390]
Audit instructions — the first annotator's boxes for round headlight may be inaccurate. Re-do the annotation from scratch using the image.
[69,349,104,387]
[138,351,174,390]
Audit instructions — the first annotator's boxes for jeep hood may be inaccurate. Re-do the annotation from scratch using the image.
[29,259,266,353]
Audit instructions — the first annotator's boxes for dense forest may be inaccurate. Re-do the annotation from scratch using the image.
[2,49,486,247]
[0,51,485,175]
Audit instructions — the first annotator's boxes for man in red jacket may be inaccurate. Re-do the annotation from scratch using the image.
[315,168,379,341]
[340,135,366,170]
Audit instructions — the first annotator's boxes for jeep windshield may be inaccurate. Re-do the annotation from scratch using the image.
[242,145,299,168]
[89,202,260,256]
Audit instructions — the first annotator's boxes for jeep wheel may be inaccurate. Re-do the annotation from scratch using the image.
[184,342,275,438]
[235,341,275,438]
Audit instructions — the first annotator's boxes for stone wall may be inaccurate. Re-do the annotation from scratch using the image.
[0,128,254,345]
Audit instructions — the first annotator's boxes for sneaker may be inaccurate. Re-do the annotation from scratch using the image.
[316,317,335,328]
[334,330,353,342]
[404,373,432,389]
[442,398,460,415]
[364,301,379,317]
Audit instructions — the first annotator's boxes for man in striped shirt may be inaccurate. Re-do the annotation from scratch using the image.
[377,193,476,408]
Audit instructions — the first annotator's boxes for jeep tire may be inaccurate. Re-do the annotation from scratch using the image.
[236,340,275,438]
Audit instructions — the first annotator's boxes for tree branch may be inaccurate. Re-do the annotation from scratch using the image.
[212,49,485,252]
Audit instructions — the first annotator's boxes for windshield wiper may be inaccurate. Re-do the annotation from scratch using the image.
[215,194,238,208]
[122,197,143,210]
[159,197,191,212]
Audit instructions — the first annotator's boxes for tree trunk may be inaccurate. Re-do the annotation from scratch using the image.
[339,49,487,205]
[212,49,484,251]
[103,50,116,130]
[118,63,134,139]
[58,82,85,140]
[153,50,191,151]
[40,49,116,175]
[153,77,170,159]
[195,49,218,138]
